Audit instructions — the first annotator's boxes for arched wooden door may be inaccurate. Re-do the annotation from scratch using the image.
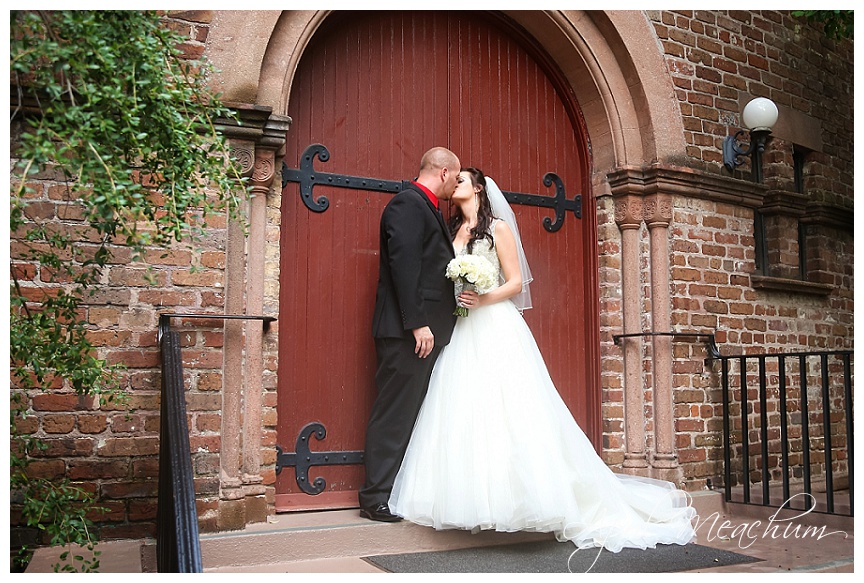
[276,11,599,511]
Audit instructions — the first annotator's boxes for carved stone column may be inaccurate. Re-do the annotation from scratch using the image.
[217,105,290,529]
[237,149,271,514]
[614,194,649,471]
[220,138,255,521]
[643,194,681,482]
[242,115,291,523]
[607,164,769,486]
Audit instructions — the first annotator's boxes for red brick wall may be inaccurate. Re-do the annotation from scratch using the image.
[10,11,223,541]
[596,11,853,492]
[666,198,851,487]
[648,10,854,206]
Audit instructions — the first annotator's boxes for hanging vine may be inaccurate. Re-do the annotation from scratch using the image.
[10,10,246,571]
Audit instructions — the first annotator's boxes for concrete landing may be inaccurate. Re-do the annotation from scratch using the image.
[24,491,854,573]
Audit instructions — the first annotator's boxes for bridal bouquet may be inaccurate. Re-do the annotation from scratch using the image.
[445,254,497,317]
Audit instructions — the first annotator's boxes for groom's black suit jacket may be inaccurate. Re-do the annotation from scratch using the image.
[372,182,457,345]
[362,181,457,508]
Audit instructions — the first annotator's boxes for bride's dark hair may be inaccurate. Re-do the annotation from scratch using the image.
[449,167,495,253]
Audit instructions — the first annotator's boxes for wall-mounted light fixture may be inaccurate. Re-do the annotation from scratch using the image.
[722,97,779,183]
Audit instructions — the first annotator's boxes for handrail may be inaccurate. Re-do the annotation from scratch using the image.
[156,312,276,572]
[613,330,853,516]
[611,331,721,359]
[157,312,276,343]
[156,325,202,572]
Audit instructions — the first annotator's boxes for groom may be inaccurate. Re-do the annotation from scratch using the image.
[359,147,460,521]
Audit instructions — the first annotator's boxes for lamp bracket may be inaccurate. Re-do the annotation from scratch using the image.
[723,128,772,176]
[723,130,754,171]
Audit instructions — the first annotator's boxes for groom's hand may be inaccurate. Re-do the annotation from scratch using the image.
[412,326,434,358]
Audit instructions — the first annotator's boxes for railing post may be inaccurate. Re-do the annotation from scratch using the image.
[778,356,790,504]
[820,353,834,513]
[721,357,732,502]
[739,356,750,505]
[758,356,769,505]
[156,313,276,572]
[799,354,814,510]
[157,319,203,573]
[843,353,854,515]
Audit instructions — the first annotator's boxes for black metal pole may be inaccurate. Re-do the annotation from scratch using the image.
[843,352,854,515]
[800,355,813,511]
[779,356,790,504]
[721,357,732,502]
[821,353,834,513]
[758,356,770,505]
[740,356,750,504]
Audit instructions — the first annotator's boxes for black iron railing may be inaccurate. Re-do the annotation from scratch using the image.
[613,331,854,517]
[156,313,275,573]
[712,349,853,516]
[611,331,721,358]
[157,318,202,573]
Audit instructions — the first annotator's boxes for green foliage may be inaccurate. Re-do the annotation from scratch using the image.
[793,10,854,41]
[11,10,243,251]
[10,395,104,572]
[11,438,103,573]
[10,10,246,571]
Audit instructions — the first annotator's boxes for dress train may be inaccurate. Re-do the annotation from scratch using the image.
[389,297,696,552]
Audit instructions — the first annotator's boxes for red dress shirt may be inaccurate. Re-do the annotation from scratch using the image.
[412,181,439,209]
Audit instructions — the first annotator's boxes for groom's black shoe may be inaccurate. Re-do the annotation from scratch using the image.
[360,503,402,522]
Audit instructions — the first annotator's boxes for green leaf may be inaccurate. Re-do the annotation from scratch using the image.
[10,10,249,571]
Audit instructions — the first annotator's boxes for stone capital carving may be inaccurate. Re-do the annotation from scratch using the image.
[251,148,276,188]
[643,193,673,227]
[614,195,643,229]
[228,140,256,178]
[218,104,292,189]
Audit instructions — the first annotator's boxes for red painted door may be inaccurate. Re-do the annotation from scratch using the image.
[276,11,598,511]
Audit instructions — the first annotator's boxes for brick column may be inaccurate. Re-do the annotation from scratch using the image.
[614,194,649,472]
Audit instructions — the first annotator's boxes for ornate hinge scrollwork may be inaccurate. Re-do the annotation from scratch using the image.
[281,144,404,213]
[275,422,365,495]
[282,143,583,232]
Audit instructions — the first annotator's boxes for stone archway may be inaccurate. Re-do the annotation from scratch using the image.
[203,9,689,524]
[207,10,685,173]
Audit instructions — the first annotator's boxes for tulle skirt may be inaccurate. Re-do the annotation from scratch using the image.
[389,299,696,552]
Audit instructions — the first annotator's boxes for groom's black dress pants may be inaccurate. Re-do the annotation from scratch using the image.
[359,337,443,509]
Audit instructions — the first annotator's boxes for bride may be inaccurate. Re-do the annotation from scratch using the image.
[388,167,696,552]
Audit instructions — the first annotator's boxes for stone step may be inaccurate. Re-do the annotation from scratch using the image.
[27,490,732,572]
[199,490,730,572]
[199,509,555,572]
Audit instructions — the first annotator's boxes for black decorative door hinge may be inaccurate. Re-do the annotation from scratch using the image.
[275,422,364,495]
[282,143,582,232]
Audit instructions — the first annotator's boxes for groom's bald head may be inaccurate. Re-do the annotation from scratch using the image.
[419,147,459,174]
[416,147,460,200]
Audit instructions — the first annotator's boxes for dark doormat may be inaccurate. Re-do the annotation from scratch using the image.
[364,541,762,573]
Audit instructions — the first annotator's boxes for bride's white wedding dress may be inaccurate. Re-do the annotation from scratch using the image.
[389,221,696,552]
